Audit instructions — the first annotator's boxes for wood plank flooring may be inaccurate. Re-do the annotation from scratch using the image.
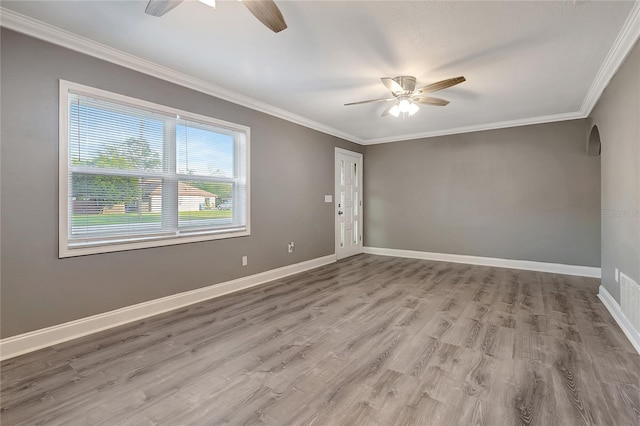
[1,254,639,425]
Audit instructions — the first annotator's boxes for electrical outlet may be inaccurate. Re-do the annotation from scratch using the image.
[615,268,619,283]
[288,242,294,253]
[242,255,248,266]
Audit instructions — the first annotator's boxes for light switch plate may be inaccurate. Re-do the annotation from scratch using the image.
[324,195,332,203]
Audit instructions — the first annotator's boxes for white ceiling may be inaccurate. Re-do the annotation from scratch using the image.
[1,1,638,144]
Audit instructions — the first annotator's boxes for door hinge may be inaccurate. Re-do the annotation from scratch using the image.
[360,235,362,241]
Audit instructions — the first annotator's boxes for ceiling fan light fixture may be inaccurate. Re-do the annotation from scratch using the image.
[390,98,419,118]
[198,0,216,9]
[398,99,412,113]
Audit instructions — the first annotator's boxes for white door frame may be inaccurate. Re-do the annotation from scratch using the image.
[335,147,364,260]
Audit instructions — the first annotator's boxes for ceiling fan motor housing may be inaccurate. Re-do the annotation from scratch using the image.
[393,76,417,94]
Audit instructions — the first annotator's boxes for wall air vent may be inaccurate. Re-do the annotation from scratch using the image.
[620,272,640,333]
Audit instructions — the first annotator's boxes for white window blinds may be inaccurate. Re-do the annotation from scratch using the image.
[60,80,250,257]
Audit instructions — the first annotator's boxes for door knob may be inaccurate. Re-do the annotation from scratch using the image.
[338,210,344,216]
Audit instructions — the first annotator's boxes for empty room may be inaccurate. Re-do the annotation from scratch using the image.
[1,1,639,425]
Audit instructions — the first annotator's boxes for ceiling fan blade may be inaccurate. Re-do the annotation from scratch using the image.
[381,77,404,94]
[416,76,466,94]
[412,96,450,106]
[381,103,397,117]
[145,0,183,17]
[344,98,395,106]
[243,0,288,33]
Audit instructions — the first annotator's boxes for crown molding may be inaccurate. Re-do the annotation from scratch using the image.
[0,8,365,145]
[361,111,585,145]
[581,0,640,116]
[1,4,638,146]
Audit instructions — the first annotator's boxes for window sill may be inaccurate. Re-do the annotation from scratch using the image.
[60,227,249,258]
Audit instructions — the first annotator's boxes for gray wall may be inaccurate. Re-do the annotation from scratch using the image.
[0,29,362,338]
[364,120,601,267]
[590,40,640,303]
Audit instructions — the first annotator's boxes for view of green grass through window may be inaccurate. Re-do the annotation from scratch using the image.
[61,81,249,256]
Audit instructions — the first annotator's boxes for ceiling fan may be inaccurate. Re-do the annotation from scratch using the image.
[345,75,466,117]
[145,0,287,33]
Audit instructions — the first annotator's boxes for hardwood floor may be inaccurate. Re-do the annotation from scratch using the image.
[1,254,639,425]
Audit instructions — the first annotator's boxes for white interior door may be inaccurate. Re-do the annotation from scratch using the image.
[335,148,363,260]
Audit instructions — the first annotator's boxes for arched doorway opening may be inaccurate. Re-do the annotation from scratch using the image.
[588,125,601,156]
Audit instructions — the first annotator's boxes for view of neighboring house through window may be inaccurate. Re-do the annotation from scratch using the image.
[59,80,249,257]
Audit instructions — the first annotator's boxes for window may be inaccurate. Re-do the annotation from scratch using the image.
[59,80,250,257]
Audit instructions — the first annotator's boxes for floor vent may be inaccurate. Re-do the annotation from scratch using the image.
[620,272,640,333]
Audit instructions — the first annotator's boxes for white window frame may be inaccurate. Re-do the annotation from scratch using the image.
[59,80,250,258]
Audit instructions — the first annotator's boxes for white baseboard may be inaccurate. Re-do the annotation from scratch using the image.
[598,285,640,355]
[0,254,336,361]
[363,247,601,278]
